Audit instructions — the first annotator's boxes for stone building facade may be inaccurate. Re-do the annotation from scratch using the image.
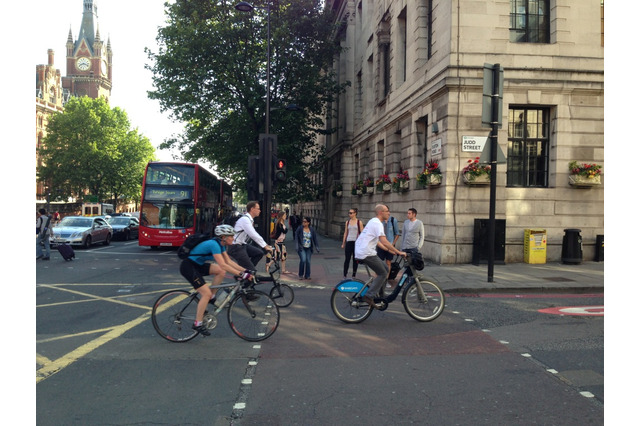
[310,0,604,264]
[36,50,67,200]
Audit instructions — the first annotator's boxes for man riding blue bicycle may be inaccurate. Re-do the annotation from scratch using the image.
[354,204,406,309]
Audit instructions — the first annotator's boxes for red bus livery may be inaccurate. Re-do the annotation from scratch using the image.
[138,162,233,248]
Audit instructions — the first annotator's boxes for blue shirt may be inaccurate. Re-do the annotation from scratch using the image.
[188,238,226,265]
[383,216,400,243]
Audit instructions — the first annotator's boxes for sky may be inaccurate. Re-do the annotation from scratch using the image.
[30,0,184,162]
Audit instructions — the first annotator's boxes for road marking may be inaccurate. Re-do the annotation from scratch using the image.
[36,311,151,383]
[538,306,604,316]
[38,284,151,311]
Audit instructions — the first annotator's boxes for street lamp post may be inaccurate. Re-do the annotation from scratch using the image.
[235,1,271,134]
[236,1,275,241]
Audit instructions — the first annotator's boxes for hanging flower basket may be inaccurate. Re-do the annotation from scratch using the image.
[463,172,490,185]
[426,173,442,186]
[375,173,392,193]
[417,161,442,187]
[334,190,343,197]
[393,171,410,192]
[569,175,601,187]
[462,157,491,185]
[568,161,602,188]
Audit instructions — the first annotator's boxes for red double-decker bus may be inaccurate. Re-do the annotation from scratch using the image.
[138,162,233,248]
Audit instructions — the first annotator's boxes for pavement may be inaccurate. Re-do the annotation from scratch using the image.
[270,232,604,294]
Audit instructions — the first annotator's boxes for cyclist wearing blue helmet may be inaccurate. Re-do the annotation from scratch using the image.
[179,224,253,336]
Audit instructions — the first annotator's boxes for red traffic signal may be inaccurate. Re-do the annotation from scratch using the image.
[274,158,286,182]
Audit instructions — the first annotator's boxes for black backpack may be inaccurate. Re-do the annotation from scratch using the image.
[177,233,212,259]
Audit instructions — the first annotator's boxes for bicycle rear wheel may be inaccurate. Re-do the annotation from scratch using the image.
[402,279,445,322]
[227,290,280,341]
[269,283,294,308]
[152,289,200,342]
[330,288,373,324]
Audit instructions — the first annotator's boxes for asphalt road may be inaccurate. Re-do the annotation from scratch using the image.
[35,240,604,425]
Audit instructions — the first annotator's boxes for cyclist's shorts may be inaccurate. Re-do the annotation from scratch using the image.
[180,259,211,289]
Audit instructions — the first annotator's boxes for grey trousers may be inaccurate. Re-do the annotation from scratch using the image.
[359,255,389,297]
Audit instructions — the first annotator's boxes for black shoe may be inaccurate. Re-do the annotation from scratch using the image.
[42,257,50,261]
[192,324,211,336]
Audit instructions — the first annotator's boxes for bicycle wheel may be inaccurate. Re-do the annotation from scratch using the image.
[227,290,280,341]
[151,289,200,342]
[269,283,294,308]
[330,288,373,324]
[402,278,445,322]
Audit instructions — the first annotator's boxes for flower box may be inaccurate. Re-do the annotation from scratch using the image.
[382,183,392,192]
[569,175,601,187]
[366,186,374,194]
[463,173,490,185]
[568,161,602,188]
[426,174,442,186]
[335,191,342,197]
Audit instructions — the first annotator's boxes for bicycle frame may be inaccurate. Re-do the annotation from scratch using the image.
[334,257,420,309]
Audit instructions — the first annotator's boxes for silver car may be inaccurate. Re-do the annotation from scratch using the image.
[51,216,112,248]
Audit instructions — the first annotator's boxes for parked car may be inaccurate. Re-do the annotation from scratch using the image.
[51,216,112,248]
[107,216,139,240]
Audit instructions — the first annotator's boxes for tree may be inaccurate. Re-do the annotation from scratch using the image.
[146,0,346,202]
[37,96,156,210]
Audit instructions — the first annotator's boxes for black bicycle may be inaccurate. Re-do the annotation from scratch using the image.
[151,277,280,342]
[330,253,445,323]
[262,252,295,307]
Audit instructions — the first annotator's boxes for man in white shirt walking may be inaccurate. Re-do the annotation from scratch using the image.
[227,201,273,270]
[355,204,406,308]
[400,208,424,256]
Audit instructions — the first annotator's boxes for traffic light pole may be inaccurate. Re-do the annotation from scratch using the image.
[257,134,277,242]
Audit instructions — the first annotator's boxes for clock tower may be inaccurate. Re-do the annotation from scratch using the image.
[62,0,112,102]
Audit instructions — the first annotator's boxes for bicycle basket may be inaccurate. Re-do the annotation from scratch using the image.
[410,251,425,270]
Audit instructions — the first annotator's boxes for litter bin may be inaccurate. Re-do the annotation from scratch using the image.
[595,234,604,262]
[562,228,582,264]
[524,229,547,264]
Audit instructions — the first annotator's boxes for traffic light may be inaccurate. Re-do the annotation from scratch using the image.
[274,158,286,183]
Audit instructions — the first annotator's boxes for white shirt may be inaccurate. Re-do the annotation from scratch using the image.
[232,213,267,248]
[355,217,384,259]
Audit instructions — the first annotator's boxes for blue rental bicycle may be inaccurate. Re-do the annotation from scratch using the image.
[330,253,445,323]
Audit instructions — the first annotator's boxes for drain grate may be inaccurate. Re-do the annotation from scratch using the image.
[543,277,575,282]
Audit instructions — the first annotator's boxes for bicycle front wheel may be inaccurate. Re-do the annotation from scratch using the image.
[269,283,294,308]
[151,289,200,342]
[402,279,445,322]
[330,288,373,324]
[227,290,280,341]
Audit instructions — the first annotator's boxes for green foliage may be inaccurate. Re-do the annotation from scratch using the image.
[146,0,345,202]
[37,97,156,209]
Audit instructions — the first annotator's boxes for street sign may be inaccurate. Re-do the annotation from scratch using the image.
[478,139,506,164]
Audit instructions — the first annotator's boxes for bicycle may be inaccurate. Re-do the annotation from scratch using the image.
[262,251,295,308]
[330,252,445,323]
[151,277,280,342]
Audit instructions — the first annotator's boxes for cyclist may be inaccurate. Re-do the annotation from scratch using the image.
[227,201,274,270]
[179,224,252,336]
[354,204,406,308]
